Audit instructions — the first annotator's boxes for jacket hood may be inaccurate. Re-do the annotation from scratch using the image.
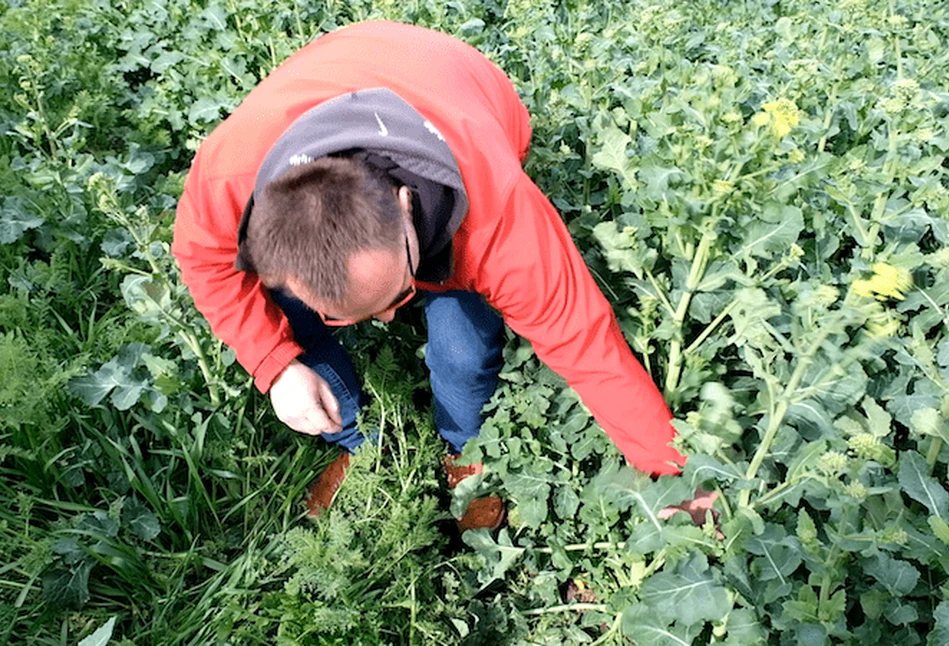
[235,88,469,281]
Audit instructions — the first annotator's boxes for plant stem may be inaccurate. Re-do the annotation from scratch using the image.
[178,330,221,406]
[523,603,608,616]
[664,226,715,397]
[739,326,833,507]
[535,541,626,554]
[927,438,943,471]
[684,299,739,356]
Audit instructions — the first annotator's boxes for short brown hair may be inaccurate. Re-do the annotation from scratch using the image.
[244,155,403,303]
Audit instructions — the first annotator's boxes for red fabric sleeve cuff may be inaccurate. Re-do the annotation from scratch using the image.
[632,443,687,477]
[253,341,305,393]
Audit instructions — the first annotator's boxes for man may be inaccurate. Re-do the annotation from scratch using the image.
[172,21,687,531]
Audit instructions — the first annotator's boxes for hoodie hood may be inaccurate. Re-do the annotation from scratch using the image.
[236,88,469,282]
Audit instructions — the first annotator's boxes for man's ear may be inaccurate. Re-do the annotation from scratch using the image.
[397,185,413,223]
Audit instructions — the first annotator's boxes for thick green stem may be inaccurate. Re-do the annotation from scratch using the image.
[179,330,220,407]
[664,229,715,397]
[739,326,833,507]
[928,439,943,472]
[685,299,739,356]
[523,603,608,616]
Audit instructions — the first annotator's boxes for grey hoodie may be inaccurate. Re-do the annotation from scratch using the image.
[235,88,469,283]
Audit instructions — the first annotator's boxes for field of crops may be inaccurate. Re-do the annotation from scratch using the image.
[2,0,949,643]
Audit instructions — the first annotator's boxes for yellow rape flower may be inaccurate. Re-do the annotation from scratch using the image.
[852,263,913,300]
[712,179,734,196]
[753,98,801,138]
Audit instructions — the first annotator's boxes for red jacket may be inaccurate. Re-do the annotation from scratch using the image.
[172,21,686,475]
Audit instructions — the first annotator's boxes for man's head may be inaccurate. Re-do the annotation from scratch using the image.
[244,155,418,323]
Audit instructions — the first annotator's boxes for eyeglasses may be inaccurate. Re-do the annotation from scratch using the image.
[318,232,416,327]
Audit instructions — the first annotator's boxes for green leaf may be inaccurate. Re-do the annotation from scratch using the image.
[864,553,920,597]
[188,97,228,125]
[746,524,803,586]
[123,498,160,541]
[0,197,45,244]
[794,622,828,646]
[638,554,732,626]
[462,529,524,590]
[722,607,766,645]
[591,124,635,188]
[866,37,886,64]
[554,486,580,520]
[928,601,949,646]
[928,516,949,547]
[78,617,117,646]
[738,203,804,259]
[42,562,92,610]
[621,603,703,645]
[597,468,692,521]
[912,408,946,441]
[884,598,919,625]
[898,451,949,520]
[504,470,551,528]
[449,470,484,519]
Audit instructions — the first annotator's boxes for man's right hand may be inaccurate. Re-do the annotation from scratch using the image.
[269,359,343,436]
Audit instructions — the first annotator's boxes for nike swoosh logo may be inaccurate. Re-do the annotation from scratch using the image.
[374,112,388,137]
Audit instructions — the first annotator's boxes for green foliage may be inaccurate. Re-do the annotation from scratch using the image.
[2,0,949,643]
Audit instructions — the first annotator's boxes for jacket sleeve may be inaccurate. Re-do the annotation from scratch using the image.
[172,157,303,393]
[479,173,687,476]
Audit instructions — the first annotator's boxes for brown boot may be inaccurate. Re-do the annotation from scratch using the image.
[443,454,504,532]
[305,451,351,518]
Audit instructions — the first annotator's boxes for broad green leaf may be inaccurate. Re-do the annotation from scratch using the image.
[121,275,173,324]
[887,379,943,429]
[78,616,117,646]
[884,599,919,625]
[862,397,893,437]
[449,470,484,519]
[79,511,120,539]
[738,203,804,259]
[928,601,949,646]
[621,603,703,645]
[866,37,886,64]
[746,524,803,585]
[69,360,125,406]
[728,288,782,349]
[865,553,920,597]
[123,498,160,541]
[722,607,766,645]
[682,455,745,490]
[794,623,828,646]
[597,468,692,525]
[638,554,731,626]
[0,197,45,244]
[591,125,635,187]
[457,18,485,37]
[200,4,228,30]
[928,517,949,547]
[111,380,148,411]
[188,97,228,125]
[911,408,945,441]
[101,229,133,257]
[554,486,580,520]
[937,336,949,368]
[42,562,92,610]
[898,452,949,520]
[462,529,524,589]
[504,470,552,528]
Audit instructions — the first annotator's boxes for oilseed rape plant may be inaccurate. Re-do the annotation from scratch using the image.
[2,0,949,644]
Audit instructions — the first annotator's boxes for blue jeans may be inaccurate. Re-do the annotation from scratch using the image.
[269,289,505,454]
